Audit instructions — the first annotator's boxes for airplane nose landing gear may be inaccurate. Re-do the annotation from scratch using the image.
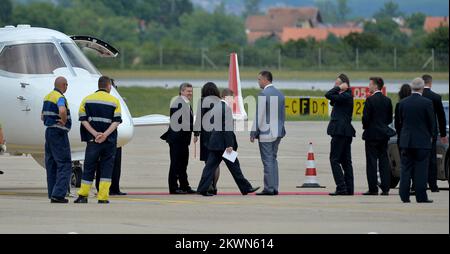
[71,161,82,188]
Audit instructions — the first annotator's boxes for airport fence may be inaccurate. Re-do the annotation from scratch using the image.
[91,47,449,72]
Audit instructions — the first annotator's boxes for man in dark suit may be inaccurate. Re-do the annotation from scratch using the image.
[398,78,435,203]
[325,74,356,196]
[197,89,260,196]
[362,77,395,196]
[161,83,195,194]
[422,74,449,192]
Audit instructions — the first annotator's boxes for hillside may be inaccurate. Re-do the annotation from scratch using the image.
[192,0,449,17]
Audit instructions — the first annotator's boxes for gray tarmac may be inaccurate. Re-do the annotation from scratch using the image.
[0,122,448,234]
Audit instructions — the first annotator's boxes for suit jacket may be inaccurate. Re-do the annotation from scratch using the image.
[208,101,238,152]
[423,88,447,138]
[194,96,220,160]
[362,92,395,141]
[398,93,435,149]
[250,85,286,142]
[160,96,193,146]
[394,102,402,145]
[325,87,356,137]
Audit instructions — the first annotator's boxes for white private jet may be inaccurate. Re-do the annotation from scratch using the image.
[0,25,169,186]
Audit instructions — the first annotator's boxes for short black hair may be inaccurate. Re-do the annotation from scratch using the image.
[259,71,273,83]
[370,77,385,90]
[98,76,111,89]
[398,84,412,100]
[422,74,433,85]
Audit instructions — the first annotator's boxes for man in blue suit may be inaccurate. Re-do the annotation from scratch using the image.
[398,78,436,203]
[251,71,286,196]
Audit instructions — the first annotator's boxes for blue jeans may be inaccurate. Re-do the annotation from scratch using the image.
[45,128,72,199]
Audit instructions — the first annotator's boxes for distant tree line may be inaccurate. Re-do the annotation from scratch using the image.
[0,0,448,71]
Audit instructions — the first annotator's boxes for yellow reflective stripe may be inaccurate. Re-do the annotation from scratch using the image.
[48,125,70,131]
[88,117,112,124]
[42,111,59,116]
[85,100,117,108]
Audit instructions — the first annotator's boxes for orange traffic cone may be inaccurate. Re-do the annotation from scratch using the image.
[298,142,325,188]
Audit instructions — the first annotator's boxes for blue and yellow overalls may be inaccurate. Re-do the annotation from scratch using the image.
[77,89,122,202]
[42,89,72,200]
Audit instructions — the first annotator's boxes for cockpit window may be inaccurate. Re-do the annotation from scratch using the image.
[0,43,66,75]
[61,43,99,75]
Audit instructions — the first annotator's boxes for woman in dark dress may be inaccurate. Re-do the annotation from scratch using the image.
[194,82,221,194]
[394,84,412,149]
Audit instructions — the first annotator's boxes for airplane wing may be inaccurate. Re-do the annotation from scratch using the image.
[133,114,170,127]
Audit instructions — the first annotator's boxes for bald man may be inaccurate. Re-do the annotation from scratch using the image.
[42,77,72,203]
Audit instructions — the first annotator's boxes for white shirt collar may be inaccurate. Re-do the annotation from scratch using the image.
[181,96,190,103]
[373,90,382,95]
[264,84,273,90]
[424,87,431,89]
[221,99,229,107]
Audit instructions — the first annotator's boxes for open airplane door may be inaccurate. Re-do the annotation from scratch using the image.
[71,36,169,128]
[70,36,119,57]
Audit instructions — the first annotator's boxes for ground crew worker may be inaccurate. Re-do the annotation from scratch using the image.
[41,77,72,203]
[74,76,122,204]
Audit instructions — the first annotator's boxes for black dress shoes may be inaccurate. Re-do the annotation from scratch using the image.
[418,200,434,203]
[200,192,214,197]
[430,188,440,193]
[380,192,390,196]
[184,189,197,194]
[170,190,188,195]
[51,197,69,204]
[243,187,261,195]
[329,191,349,196]
[98,200,110,204]
[363,191,379,196]
[74,196,88,204]
[110,191,127,196]
[256,191,276,196]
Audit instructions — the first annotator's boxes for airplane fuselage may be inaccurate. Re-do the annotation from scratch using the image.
[0,26,134,164]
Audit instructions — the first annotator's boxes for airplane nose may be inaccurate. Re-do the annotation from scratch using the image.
[117,113,134,147]
[113,89,135,147]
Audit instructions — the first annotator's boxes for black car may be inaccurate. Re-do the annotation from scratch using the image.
[387,101,449,188]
